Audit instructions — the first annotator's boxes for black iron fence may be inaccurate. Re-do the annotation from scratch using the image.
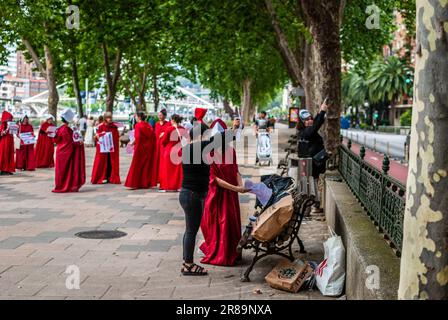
[338,139,406,255]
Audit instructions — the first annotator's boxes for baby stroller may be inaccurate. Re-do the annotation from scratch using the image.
[256,129,272,166]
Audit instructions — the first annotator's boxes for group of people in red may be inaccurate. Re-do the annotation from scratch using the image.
[1,106,247,275]
[0,108,187,192]
[88,108,186,191]
[0,111,55,176]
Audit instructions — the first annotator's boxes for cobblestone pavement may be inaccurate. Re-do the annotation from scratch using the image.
[0,125,332,300]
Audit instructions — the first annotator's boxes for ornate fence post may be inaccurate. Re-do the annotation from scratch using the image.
[339,135,345,175]
[360,146,366,160]
[382,155,390,174]
[357,146,366,196]
[379,155,390,233]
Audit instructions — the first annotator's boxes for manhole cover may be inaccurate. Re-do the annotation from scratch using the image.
[75,230,127,239]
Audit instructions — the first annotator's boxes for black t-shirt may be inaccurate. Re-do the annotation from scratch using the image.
[181,140,212,192]
[255,118,272,129]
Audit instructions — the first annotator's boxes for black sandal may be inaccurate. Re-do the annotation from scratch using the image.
[181,263,208,276]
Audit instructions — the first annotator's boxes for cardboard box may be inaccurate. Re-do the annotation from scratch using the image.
[265,259,314,293]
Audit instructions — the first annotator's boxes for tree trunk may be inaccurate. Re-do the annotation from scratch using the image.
[303,41,316,112]
[398,0,448,300]
[137,69,147,113]
[152,72,159,112]
[102,42,122,114]
[137,91,146,112]
[71,56,83,117]
[242,79,254,125]
[44,45,59,120]
[223,98,235,117]
[301,0,344,155]
[264,0,303,87]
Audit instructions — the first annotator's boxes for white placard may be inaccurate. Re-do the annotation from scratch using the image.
[7,122,19,135]
[19,132,36,145]
[99,132,114,153]
[47,125,56,138]
[72,128,83,142]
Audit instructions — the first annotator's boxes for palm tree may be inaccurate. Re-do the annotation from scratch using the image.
[342,70,368,126]
[368,56,413,101]
[366,56,413,125]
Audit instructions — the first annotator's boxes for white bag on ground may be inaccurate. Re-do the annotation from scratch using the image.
[315,228,346,296]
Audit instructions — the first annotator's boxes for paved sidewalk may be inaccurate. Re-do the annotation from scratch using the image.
[0,126,331,300]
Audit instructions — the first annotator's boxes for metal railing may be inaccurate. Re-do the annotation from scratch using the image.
[340,129,406,160]
[338,138,406,255]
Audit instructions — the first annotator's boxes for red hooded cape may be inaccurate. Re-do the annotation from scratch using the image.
[0,112,15,173]
[35,122,55,168]
[124,121,157,189]
[200,121,241,266]
[159,125,184,191]
[194,108,207,123]
[16,123,36,171]
[91,122,121,184]
[154,120,170,184]
[52,124,86,193]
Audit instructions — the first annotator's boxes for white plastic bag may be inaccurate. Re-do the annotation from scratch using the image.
[315,227,346,296]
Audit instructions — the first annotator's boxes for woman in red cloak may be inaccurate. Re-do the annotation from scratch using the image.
[52,109,86,193]
[194,108,207,124]
[159,114,185,192]
[0,111,15,175]
[35,115,55,168]
[200,119,246,266]
[16,115,36,171]
[154,109,170,185]
[91,112,121,184]
[124,112,157,189]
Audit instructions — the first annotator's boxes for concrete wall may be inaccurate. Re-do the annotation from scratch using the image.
[324,173,401,300]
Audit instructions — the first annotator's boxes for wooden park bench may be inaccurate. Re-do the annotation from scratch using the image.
[238,173,316,282]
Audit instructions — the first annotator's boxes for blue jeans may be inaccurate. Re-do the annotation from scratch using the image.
[179,188,208,263]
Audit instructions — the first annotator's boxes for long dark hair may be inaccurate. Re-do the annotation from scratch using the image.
[171,114,182,124]
[136,111,147,121]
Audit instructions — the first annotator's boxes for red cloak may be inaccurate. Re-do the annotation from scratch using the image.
[124,121,157,189]
[194,108,207,123]
[200,153,241,266]
[91,122,121,184]
[16,123,36,171]
[0,114,15,173]
[35,122,55,168]
[159,125,184,191]
[52,124,86,193]
[154,120,170,184]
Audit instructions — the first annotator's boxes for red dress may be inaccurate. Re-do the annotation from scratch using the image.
[52,124,86,193]
[154,120,170,183]
[124,121,157,189]
[91,122,121,184]
[159,125,184,191]
[16,123,36,171]
[0,114,15,173]
[200,150,241,266]
[35,122,55,168]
